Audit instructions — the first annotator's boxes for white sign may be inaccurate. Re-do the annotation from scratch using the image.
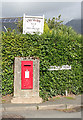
[25,70,29,78]
[48,65,71,71]
[23,14,44,34]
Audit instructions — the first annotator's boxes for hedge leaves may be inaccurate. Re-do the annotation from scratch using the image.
[1,26,82,99]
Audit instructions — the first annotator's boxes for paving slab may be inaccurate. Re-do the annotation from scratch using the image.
[1,95,82,111]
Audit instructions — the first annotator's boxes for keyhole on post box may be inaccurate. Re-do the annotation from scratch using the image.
[25,69,29,78]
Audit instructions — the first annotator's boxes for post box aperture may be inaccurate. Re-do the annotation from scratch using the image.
[21,61,33,89]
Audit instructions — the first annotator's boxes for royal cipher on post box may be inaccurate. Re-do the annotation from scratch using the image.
[11,57,42,103]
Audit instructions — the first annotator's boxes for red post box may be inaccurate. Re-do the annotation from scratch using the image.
[21,61,33,89]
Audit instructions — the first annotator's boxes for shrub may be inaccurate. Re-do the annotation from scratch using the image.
[1,25,82,100]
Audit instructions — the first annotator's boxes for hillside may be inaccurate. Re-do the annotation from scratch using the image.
[0,18,82,34]
[65,19,81,34]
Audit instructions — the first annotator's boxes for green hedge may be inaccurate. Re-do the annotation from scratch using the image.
[1,27,82,99]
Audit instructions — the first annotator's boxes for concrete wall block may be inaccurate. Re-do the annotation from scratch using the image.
[11,57,42,103]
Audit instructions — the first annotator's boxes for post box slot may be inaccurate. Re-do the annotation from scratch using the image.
[24,65,31,66]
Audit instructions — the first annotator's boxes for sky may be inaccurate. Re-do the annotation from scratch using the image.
[0,0,82,23]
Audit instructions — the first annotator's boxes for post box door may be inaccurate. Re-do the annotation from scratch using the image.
[21,61,33,89]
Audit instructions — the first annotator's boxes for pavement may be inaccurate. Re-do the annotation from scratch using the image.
[1,94,83,112]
